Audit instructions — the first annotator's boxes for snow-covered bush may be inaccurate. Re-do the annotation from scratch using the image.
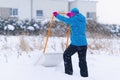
[87,20,112,38]
[0,18,119,38]
[101,24,120,37]
[41,20,68,37]
[0,18,43,35]
[4,25,15,31]
[87,20,120,38]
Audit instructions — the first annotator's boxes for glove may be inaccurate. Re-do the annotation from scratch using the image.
[53,12,58,17]
[66,12,74,17]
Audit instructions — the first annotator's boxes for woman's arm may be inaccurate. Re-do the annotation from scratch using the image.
[56,14,72,25]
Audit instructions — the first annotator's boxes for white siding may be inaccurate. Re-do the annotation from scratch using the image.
[0,0,31,20]
[33,0,68,20]
[77,1,97,18]
[0,0,97,20]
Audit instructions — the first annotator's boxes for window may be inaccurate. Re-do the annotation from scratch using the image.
[36,10,43,16]
[87,12,92,18]
[87,12,96,19]
[10,8,18,16]
[13,9,18,15]
[10,8,13,15]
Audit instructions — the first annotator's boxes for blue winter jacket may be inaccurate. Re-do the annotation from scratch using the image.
[55,8,88,46]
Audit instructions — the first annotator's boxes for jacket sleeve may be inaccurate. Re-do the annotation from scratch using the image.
[55,14,72,25]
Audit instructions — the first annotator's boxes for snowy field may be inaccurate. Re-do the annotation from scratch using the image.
[0,35,120,80]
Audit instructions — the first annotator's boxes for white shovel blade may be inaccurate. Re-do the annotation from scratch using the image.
[40,53,63,67]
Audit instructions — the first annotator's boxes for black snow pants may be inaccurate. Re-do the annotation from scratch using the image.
[63,44,88,77]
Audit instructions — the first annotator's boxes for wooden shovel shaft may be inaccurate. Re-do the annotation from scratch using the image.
[66,26,70,48]
[43,15,54,53]
[58,12,66,14]
[43,12,70,53]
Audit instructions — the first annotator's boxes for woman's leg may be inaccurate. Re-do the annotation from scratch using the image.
[63,44,77,75]
[77,46,88,77]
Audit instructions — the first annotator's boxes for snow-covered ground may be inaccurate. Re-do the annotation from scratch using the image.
[0,35,120,80]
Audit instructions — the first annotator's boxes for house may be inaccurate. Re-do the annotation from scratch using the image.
[0,0,97,20]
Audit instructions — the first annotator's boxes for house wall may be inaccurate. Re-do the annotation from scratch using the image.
[77,1,97,19]
[0,0,31,20]
[0,7,10,19]
[0,0,97,20]
[33,0,68,20]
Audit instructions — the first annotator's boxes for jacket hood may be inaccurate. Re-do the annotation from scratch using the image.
[71,8,79,14]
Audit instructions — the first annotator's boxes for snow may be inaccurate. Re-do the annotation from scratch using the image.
[27,26,35,31]
[97,0,120,24]
[0,35,120,80]
[34,23,39,29]
[4,25,15,31]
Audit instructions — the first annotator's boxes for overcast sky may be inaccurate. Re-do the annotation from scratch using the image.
[97,0,120,24]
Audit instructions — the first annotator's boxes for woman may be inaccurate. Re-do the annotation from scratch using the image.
[53,8,88,77]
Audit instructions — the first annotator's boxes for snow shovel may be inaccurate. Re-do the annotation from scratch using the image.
[36,13,70,67]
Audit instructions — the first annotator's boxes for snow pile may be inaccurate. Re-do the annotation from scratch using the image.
[0,36,120,80]
[0,36,119,55]
[0,36,119,65]
[88,38,120,55]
